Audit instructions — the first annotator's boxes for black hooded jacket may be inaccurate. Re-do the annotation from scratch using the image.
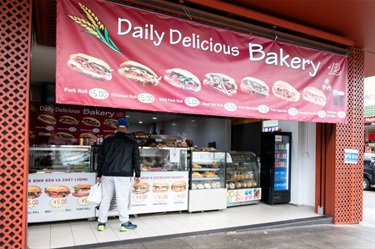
[97,132,140,178]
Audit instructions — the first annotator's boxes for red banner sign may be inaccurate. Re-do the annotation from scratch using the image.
[56,0,348,123]
[29,101,125,145]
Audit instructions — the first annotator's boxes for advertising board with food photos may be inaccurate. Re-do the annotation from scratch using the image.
[29,101,125,145]
[128,171,189,214]
[56,0,348,123]
[28,173,96,223]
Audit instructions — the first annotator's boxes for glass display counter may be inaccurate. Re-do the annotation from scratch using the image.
[188,151,227,212]
[226,151,261,206]
[29,145,92,173]
[28,146,96,223]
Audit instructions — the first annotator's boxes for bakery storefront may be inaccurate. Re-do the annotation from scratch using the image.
[1,0,365,248]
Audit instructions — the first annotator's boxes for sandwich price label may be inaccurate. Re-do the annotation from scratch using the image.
[50,198,68,208]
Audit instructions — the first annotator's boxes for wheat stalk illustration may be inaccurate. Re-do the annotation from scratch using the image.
[68,2,122,54]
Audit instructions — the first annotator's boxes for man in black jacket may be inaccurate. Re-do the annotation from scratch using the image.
[96,118,140,232]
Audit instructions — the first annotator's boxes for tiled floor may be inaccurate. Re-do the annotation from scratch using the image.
[28,202,321,249]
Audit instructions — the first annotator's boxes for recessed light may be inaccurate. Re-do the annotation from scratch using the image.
[172,123,176,126]
[152,117,157,119]
[139,121,143,124]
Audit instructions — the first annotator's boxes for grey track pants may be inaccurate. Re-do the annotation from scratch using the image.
[98,176,132,224]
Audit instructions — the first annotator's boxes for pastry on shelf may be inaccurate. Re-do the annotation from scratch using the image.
[192,183,197,190]
[208,162,217,168]
[192,171,203,178]
[192,163,202,168]
[203,171,217,178]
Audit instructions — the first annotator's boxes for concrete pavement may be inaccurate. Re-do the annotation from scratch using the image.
[65,191,375,249]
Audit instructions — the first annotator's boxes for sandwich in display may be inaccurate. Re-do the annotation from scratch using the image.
[118,61,160,86]
[272,80,300,102]
[203,73,237,96]
[44,185,71,198]
[240,77,269,97]
[37,114,57,125]
[72,184,92,197]
[164,68,201,92]
[302,86,327,106]
[28,185,42,199]
[67,53,113,81]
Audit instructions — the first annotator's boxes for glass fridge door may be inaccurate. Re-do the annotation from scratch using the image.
[274,134,290,191]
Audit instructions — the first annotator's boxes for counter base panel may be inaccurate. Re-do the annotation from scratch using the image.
[227,200,260,207]
[188,189,227,212]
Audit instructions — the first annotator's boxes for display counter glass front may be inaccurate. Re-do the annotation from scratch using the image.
[226,151,261,206]
[29,145,92,173]
[188,151,227,212]
[28,146,96,223]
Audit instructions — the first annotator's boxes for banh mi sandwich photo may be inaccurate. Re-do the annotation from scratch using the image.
[44,185,71,198]
[132,182,150,194]
[81,117,101,127]
[28,185,42,199]
[240,77,269,97]
[72,184,92,197]
[302,86,327,106]
[152,182,169,193]
[118,61,160,86]
[171,180,187,192]
[164,68,201,92]
[103,118,117,128]
[67,53,112,81]
[37,114,56,125]
[203,73,237,96]
[55,132,75,140]
[272,81,300,102]
[59,115,78,125]
[79,133,97,141]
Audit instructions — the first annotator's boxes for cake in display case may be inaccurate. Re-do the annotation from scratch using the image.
[188,151,227,212]
[226,151,261,206]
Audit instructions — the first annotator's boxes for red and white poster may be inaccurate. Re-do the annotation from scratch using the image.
[56,0,348,123]
[28,173,96,223]
[29,101,125,145]
[129,171,189,214]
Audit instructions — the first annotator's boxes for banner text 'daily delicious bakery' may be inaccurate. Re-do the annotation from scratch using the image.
[56,0,348,123]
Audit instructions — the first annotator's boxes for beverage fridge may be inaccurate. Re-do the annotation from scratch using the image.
[260,132,291,205]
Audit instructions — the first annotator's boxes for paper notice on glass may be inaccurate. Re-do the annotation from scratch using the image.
[344,149,359,164]
[226,153,233,163]
[169,148,179,163]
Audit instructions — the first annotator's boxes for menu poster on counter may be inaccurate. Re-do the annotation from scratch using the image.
[28,173,96,223]
[29,101,126,145]
[56,0,348,124]
[227,188,261,204]
[129,171,189,214]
